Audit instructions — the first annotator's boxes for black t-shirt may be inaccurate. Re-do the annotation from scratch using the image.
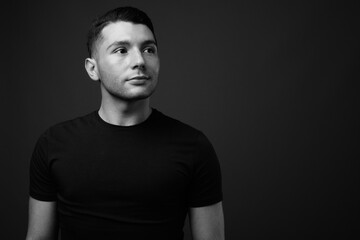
[30,109,222,239]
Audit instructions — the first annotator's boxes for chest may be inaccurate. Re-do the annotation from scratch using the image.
[49,133,195,205]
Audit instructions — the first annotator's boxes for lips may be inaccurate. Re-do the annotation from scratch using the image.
[128,75,150,81]
[127,75,151,85]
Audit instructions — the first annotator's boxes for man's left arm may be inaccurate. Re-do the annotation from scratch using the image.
[189,201,225,240]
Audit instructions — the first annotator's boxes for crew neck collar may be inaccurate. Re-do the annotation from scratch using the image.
[93,108,158,130]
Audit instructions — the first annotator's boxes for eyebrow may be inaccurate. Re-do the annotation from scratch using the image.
[106,40,157,51]
[142,40,157,47]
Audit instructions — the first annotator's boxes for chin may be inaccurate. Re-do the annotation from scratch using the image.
[118,89,156,102]
[126,94,152,101]
[104,82,157,102]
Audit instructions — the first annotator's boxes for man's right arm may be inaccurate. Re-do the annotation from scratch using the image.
[26,197,58,240]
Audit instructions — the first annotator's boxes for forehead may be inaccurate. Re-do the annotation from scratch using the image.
[100,21,155,47]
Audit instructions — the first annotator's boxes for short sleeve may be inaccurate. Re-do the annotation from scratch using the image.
[187,132,223,207]
[29,132,57,201]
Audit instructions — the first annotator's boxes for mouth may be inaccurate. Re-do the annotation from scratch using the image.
[128,75,151,81]
[127,75,151,85]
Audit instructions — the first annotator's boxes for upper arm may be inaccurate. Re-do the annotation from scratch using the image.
[189,201,225,240]
[26,197,58,240]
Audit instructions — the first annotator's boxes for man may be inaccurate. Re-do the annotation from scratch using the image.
[26,6,224,240]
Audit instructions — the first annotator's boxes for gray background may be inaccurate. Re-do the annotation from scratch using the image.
[2,0,359,239]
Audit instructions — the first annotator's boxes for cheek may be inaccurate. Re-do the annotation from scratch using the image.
[98,59,127,78]
[147,58,160,74]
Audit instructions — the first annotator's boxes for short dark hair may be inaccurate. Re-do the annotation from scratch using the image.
[86,6,156,57]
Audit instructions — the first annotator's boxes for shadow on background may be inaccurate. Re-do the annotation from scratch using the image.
[2,0,359,239]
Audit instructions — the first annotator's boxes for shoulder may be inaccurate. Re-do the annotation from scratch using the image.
[152,109,203,138]
[39,111,97,141]
[151,109,216,153]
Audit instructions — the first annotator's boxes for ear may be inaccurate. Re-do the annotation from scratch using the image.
[85,58,100,81]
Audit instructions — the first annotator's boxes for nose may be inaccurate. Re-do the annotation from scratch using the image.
[131,49,145,70]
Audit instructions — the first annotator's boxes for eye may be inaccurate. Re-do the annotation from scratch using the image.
[143,46,156,54]
[114,48,128,54]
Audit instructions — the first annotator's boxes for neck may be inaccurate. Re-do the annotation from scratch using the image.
[98,97,152,126]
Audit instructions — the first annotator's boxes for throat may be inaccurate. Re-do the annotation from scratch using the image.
[98,102,152,126]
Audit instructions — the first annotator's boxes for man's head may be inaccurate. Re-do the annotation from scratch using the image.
[87,6,156,58]
[85,6,160,102]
